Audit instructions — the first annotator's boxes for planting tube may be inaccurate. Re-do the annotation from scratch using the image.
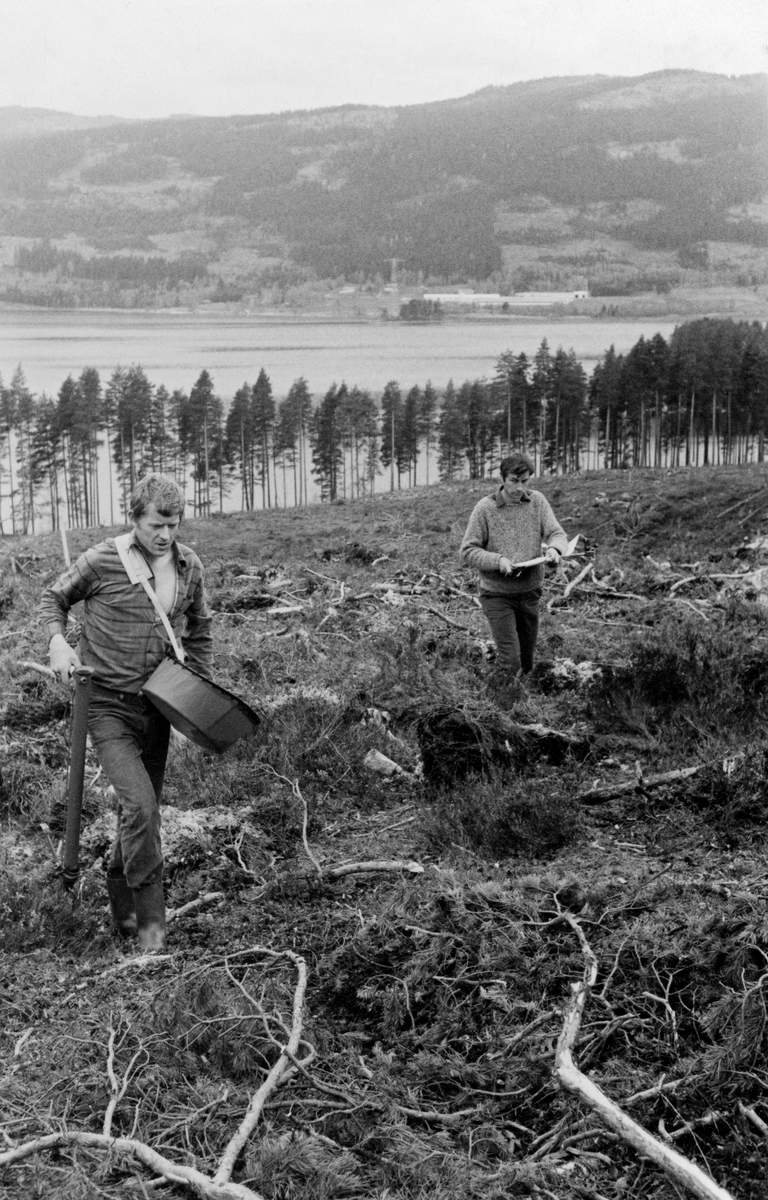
[61,666,94,890]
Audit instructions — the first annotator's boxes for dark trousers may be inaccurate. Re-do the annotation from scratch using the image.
[88,685,170,889]
[480,589,541,675]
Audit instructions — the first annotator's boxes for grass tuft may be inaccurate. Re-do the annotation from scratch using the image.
[421,767,580,859]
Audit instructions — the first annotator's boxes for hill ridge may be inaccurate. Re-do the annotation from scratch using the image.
[0,70,766,308]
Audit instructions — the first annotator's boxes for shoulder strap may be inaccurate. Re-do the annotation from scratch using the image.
[113,533,184,663]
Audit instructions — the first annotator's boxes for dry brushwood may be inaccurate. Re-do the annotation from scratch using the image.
[554,911,734,1200]
[0,945,309,1200]
[417,705,593,786]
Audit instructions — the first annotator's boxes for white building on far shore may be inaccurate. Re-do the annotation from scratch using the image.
[423,290,588,307]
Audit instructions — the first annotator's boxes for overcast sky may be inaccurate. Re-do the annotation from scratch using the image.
[4,0,767,120]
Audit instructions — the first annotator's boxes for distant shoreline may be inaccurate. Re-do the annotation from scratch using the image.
[0,301,761,325]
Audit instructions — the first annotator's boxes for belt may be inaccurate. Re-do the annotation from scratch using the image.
[90,682,147,707]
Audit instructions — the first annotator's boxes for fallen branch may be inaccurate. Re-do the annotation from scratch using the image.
[661,1110,727,1142]
[370,582,427,595]
[168,892,226,921]
[213,949,308,1186]
[579,765,701,804]
[554,913,734,1200]
[270,771,323,877]
[0,1131,265,1200]
[397,1104,483,1126]
[669,572,749,595]
[738,1100,768,1141]
[563,561,594,601]
[624,1076,692,1107]
[326,860,424,879]
[719,485,768,519]
[415,602,482,633]
[581,585,647,601]
[103,1018,147,1138]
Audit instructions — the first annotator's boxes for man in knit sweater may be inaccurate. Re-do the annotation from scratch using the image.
[460,453,568,681]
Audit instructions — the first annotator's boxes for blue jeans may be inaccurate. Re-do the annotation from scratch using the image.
[480,589,542,675]
[88,685,170,889]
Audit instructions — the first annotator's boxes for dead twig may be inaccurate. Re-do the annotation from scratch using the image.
[563,561,594,601]
[737,1101,768,1141]
[660,1111,727,1142]
[168,892,226,921]
[719,486,768,519]
[213,948,308,1187]
[397,1104,484,1125]
[554,912,734,1200]
[624,1076,691,1107]
[103,1016,148,1138]
[265,768,323,878]
[414,602,482,633]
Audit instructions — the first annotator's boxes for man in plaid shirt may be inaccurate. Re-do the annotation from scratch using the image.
[41,474,213,950]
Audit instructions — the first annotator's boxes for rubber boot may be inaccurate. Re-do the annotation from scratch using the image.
[106,873,137,938]
[133,881,167,951]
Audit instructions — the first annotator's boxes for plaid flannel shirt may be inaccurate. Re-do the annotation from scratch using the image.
[40,532,213,692]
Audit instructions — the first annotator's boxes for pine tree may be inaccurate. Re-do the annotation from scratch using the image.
[252,368,276,509]
[402,386,422,487]
[30,395,63,531]
[437,380,465,481]
[9,366,36,532]
[168,388,191,493]
[188,370,217,515]
[0,372,18,533]
[226,383,256,510]
[311,382,343,501]
[113,365,153,511]
[148,384,176,478]
[462,379,495,479]
[493,351,532,456]
[347,386,379,497]
[77,367,102,526]
[532,340,553,473]
[418,381,439,485]
[380,380,404,489]
[285,377,313,505]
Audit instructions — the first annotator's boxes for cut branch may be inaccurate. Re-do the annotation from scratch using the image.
[214,948,308,1185]
[554,915,734,1200]
[0,1131,265,1200]
[579,766,701,804]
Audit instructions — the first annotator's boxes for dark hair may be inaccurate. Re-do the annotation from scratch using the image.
[499,452,534,480]
[129,474,185,521]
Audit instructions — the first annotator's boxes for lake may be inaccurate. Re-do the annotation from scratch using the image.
[0,308,679,397]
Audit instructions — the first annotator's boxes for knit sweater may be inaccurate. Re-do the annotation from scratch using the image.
[459,486,568,595]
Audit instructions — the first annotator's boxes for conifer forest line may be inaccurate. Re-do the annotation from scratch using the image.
[1,316,767,533]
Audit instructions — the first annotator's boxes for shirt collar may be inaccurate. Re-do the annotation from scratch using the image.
[127,529,186,568]
[495,484,532,507]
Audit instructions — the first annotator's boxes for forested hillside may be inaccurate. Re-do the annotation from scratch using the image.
[0,70,766,307]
